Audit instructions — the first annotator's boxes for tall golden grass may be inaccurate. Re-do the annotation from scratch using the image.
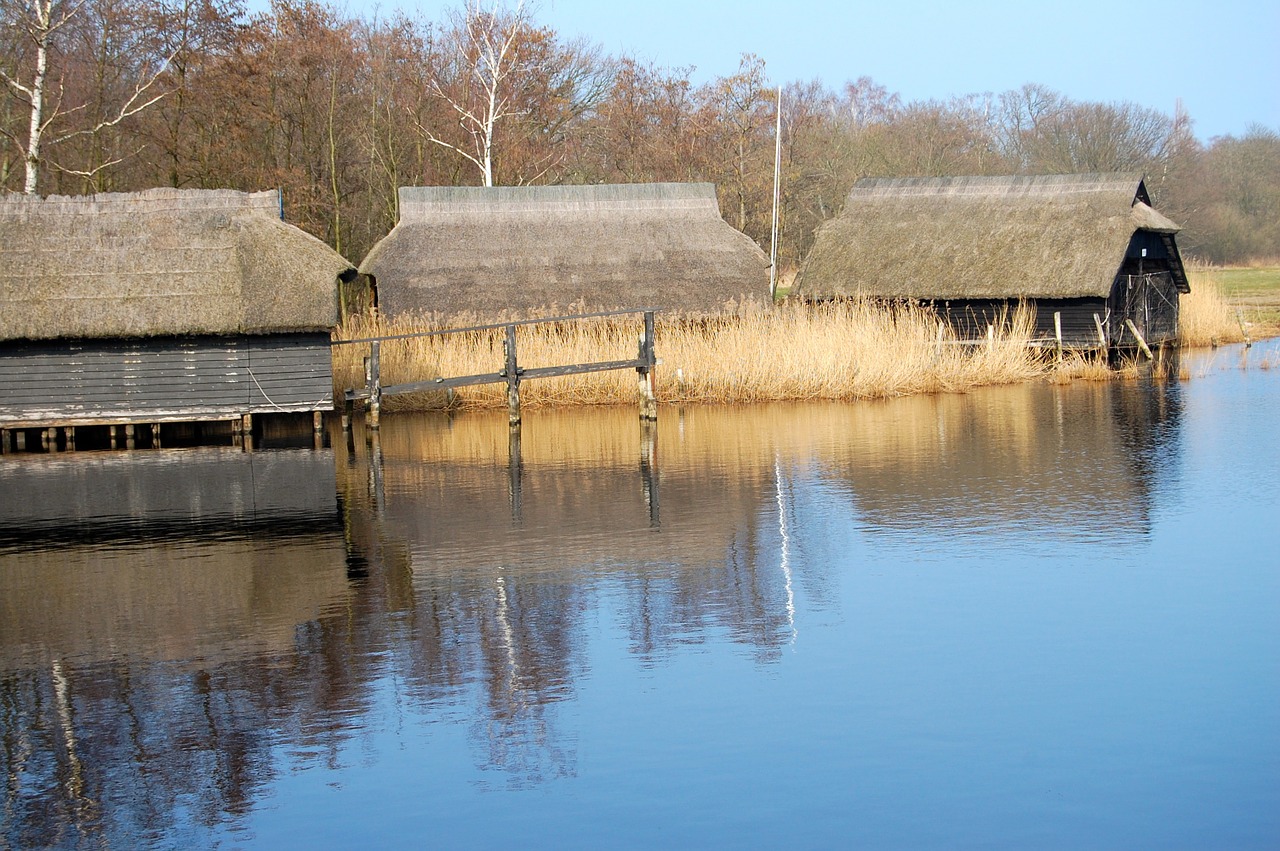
[333,300,1051,411]
[1180,264,1251,348]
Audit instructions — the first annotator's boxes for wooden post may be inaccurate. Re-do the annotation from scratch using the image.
[1125,319,1154,360]
[504,325,520,427]
[638,311,658,421]
[109,425,118,450]
[151,423,161,449]
[640,418,659,528]
[367,341,382,430]
[508,422,523,522]
[125,423,135,450]
[1093,313,1107,350]
[368,428,384,516]
[65,426,75,451]
[240,414,253,452]
[0,429,8,455]
[1053,311,1063,362]
[15,430,26,451]
[1236,308,1252,348]
[43,428,54,451]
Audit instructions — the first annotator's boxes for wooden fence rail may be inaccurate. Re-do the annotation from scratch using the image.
[334,308,661,428]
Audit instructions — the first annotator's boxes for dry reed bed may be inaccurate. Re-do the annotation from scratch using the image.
[1180,265,1254,348]
[333,300,1050,411]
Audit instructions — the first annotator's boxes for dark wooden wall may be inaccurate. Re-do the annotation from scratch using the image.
[0,333,333,427]
[936,297,1110,346]
[1109,271,1181,345]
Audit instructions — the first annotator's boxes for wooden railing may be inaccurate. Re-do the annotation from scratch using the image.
[333,308,660,428]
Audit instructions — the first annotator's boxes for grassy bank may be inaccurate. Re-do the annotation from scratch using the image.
[333,300,1047,411]
[1216,264,1280,336]
[1181,264,1280,346]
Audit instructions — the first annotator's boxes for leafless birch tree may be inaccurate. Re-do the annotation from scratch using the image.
[0,0,173,193]
[421,0,531,186]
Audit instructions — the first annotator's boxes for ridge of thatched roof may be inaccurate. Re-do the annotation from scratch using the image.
[793,173,1182,301]
[0,188,354,342]
[360,183,769,318]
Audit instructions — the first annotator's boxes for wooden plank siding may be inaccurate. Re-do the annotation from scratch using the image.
[0,333,333,428]
[936,297,1110,347]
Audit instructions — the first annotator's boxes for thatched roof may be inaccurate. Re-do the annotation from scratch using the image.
[359,183,770,318]
[793,173,1183,301]
[0,188,353,342]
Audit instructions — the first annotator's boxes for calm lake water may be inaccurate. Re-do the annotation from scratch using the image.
[2,342,1278,849]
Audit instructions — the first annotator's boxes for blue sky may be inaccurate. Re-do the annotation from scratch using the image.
[349,0,1278,141]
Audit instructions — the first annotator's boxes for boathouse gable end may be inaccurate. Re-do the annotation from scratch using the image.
[792,173,1190,348]
[0,188,354,429]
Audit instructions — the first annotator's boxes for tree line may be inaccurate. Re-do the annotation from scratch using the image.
[3,0,1277,265]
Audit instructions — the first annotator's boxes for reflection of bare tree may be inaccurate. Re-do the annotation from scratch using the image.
[0,576,413,847]
[0,448,384,847]
[3,659,275,846]
[339,409,813,703]
[467,575,581,786]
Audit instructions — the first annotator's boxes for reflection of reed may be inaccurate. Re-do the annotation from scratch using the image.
[339,378,1180,618]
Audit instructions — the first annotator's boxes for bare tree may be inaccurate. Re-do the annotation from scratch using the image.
[422,0,531,186]
[708,53,773,235]
[0,0,174,193]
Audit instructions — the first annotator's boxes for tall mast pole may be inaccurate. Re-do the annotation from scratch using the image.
[770,85,783,299]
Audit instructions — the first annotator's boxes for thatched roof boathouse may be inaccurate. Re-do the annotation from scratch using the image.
[793,173,1189,349]
[0,188,354,437]
[360,183,770,319]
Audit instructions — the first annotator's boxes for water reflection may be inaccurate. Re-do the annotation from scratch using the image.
[0,373,1197,844]
[807,379,1184,543]
[0,448,368,847]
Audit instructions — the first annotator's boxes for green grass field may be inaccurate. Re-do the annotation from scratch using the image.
[1217,266,1280,332]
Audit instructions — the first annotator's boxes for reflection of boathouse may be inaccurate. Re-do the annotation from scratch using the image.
[794,173,1190,348]
[0,448,352,670]
[0,189,355,444]
[801,380,1181,539]
[0,447,374,847]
